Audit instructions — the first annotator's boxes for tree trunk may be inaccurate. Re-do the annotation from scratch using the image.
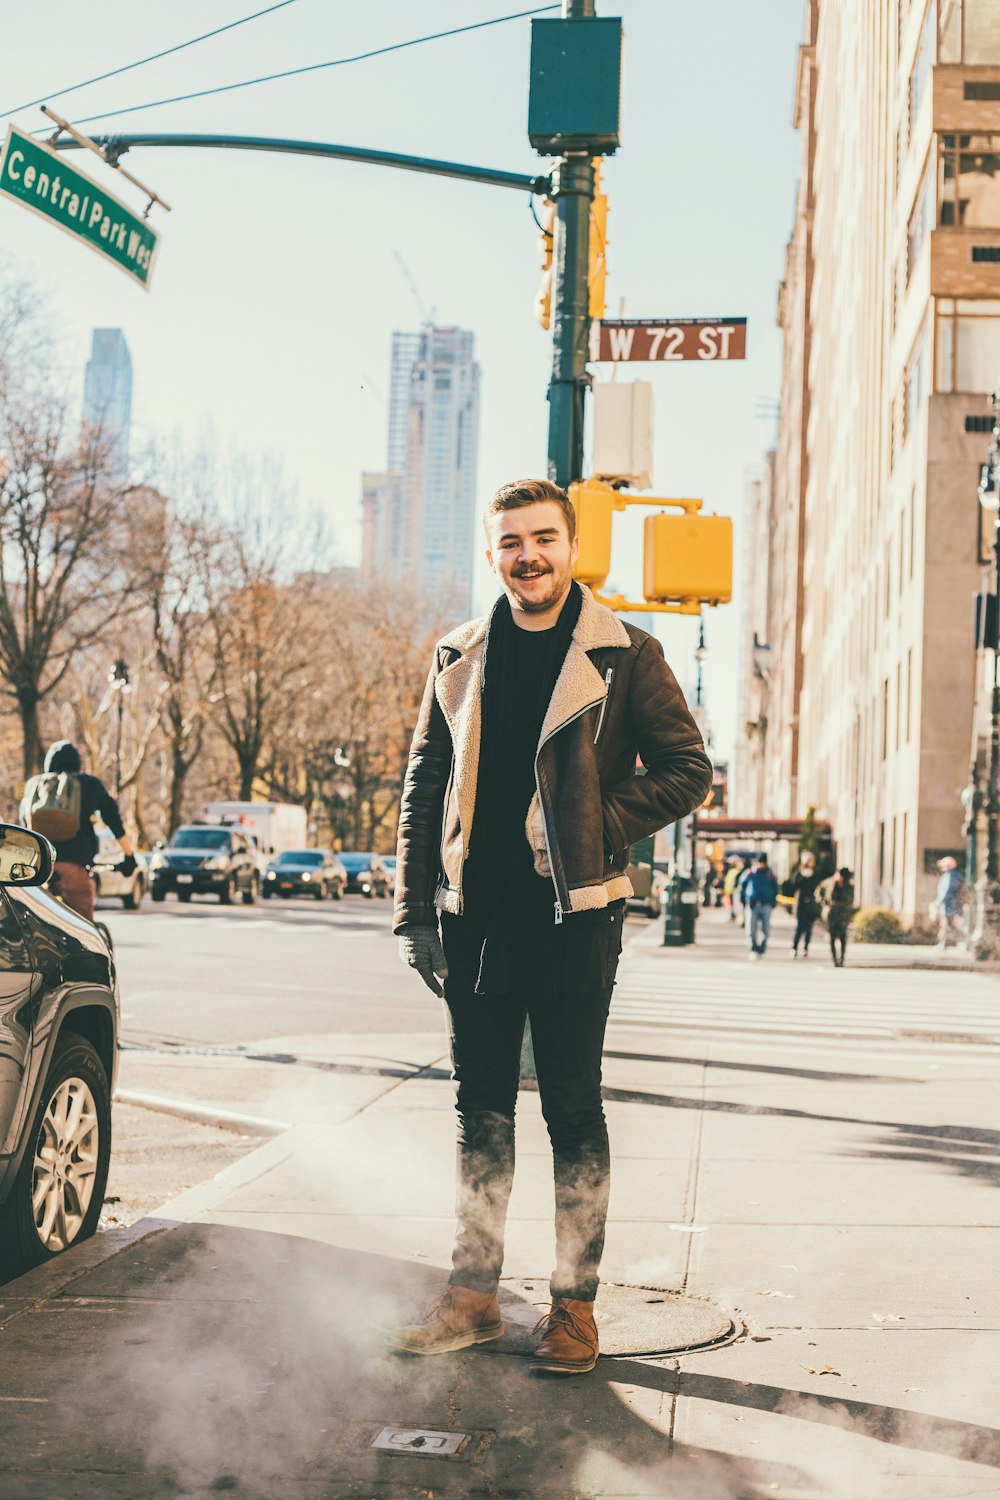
[18,693,42,782]
[167,746,188,839]
[238,756,256,802]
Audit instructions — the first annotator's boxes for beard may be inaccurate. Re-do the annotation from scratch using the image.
[507,560,574,614]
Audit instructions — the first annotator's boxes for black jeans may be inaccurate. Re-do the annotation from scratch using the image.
[440,905,624,1302]
[793,912,816,953]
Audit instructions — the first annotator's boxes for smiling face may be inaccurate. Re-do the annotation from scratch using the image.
[485,500,580,623]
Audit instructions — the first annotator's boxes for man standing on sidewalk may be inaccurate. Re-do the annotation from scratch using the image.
[743,857,778,960]
[392,478,712,1374]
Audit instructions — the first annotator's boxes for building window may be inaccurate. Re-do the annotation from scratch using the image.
[938,134,1000,228]
[908,155,936,278]
[940,0,1000,62]
[909,2,936,141]
[896,661,903,749]
[906,647,913,740]
[905,321,931,438]
[909,488,917,578]
[882,677,890,761]
[936,298,1000,392]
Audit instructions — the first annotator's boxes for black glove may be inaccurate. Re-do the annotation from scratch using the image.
[398,924,449,998]
[118,854,137,878]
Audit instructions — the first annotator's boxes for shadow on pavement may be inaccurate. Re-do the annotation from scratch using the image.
[602,1087,1000,1186]
[0,1222,809,1500]
[603,1049,919,1086]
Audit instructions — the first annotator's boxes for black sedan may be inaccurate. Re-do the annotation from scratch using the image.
[338,852,391,898]
[263,849,346,900]
[0,823,118,1282]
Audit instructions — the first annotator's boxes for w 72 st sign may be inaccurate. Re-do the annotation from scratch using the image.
[593,317,747,363]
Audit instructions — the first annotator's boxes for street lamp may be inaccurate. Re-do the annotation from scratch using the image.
[663,621,706,947]
[108,657,130,797]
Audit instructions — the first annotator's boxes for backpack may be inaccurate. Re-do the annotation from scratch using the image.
[24,772,82,842]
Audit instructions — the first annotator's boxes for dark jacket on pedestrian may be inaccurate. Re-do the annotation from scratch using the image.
[742,868,778,908]
[21,740,126,868]
[826,876,855,931]
[792,869,822,918]
[394,585,713,930]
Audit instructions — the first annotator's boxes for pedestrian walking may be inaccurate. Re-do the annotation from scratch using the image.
[933,856,967,950]
[826,867,855,967]
[790,852,822,959]
[392,477,712,1375]
[743,857,778,958]
[723,861,741,922]
[20,740,136,923]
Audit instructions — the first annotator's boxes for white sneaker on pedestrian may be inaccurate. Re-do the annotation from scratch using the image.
[790,951,797,960]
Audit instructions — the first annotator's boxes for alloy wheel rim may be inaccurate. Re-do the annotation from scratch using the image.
[32,1077,99,1252]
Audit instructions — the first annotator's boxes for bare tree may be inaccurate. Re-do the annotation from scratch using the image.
[201,462,326,800]
[0,279,137,777]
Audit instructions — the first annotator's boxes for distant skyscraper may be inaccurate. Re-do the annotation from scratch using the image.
[361,325,480,616]
[83,328,132,477]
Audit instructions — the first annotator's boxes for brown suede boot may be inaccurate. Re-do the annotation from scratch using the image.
[530,1298,599,1374]
[390,1285,503,1356]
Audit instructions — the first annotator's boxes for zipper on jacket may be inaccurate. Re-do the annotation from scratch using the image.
[534,693,606,921]
[592,668,614,744]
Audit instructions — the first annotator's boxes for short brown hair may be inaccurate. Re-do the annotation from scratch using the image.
[483,477,575,541]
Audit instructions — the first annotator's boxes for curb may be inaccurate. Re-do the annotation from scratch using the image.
[115,1088,288,1137]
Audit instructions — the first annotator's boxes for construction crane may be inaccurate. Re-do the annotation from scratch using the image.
[393,250,435,326]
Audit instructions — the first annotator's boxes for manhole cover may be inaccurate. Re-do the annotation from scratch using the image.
[491,1279,735,1358]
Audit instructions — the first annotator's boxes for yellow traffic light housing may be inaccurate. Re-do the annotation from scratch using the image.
[589,160,607,320]
[644,513,733,607]
[534,197,556,331]
[569,479,615,590]
[569,481,733,617]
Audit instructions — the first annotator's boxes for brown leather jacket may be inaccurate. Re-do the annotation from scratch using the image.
[393,586,713,931]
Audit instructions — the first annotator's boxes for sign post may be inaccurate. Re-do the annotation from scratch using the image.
[592,316,748,363]
[0,124,159,290]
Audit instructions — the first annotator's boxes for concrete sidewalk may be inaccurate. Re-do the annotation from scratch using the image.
[1,939,999,1498]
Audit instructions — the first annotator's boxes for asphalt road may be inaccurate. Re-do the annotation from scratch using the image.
[100,889,433,1046]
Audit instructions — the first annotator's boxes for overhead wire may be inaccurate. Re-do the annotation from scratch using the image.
[49,6,561,129]
[0,0,305,121]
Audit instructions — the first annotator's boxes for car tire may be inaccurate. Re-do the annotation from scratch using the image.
[151,888,166,903]
[262,886,271,899]
[241,876,258,906]
[178,889,192,903]
[220,876,235,906]
[122,879,143,912]
[316,881,328,901]
[0,1034,111,1280]
[332,882,342,900]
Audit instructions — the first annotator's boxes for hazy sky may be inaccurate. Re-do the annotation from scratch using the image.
[0,0,804,756]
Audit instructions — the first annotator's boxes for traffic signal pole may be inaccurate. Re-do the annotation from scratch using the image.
[546,0,598,489]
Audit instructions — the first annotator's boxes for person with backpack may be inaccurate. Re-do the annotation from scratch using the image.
[20,740,135,923]
[743,857,778,959]
[826,867,855,967]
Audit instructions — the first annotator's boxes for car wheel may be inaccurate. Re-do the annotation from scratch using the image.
[220,876,235,905]
[316,881,328,901]
[332,882,342,901]
[151,888,166,903]
[122,878,143,912]
[262,886,271,899]
[178,889,192,903]
[0,1034,111,1280]
[241,875,258,906]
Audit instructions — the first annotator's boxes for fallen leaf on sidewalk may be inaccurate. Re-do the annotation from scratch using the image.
[802,1365,841,1377]
[871,1313,904,1323]
[755,1290,795,1298]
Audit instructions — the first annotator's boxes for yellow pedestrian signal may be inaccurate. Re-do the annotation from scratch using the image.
[534,197,556,331]
[589,160,607,320]
[643,513,733,606]
[569,478,615,591]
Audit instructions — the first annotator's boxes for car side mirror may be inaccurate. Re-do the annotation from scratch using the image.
[0,824,54,886]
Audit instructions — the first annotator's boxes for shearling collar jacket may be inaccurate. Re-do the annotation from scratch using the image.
[393,585,713,932]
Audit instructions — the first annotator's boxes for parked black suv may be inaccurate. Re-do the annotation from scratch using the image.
[0,822,118,1281]
[149,825,259,904]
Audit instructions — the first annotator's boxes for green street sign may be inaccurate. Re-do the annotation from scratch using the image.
[0,125,158,289]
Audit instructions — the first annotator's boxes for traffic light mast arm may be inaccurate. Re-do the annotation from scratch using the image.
[54,131,551,196]
[591,492,707,617]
